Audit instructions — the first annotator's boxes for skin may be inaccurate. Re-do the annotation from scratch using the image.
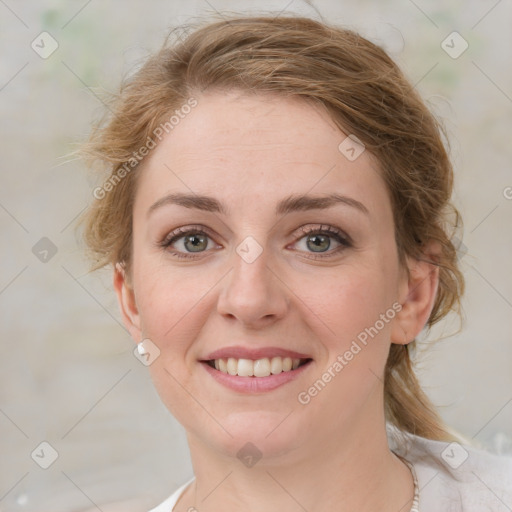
[114,90,440,512]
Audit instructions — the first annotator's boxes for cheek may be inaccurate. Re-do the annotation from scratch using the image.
[133,255,215,357]
[134,262,215,425]
[297,260,398,347]
[290,271,397,434]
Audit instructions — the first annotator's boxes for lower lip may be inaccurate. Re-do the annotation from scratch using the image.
[201,361,312,393]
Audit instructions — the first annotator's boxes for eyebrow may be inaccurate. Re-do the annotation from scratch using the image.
[147,192,369,217]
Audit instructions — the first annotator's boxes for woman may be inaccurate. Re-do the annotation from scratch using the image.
[80,15,512,512]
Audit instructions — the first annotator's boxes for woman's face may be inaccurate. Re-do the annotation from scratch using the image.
[116,91,417,461]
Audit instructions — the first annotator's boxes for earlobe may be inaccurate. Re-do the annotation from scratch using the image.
[113,263,142,342]
[390,245,440,345]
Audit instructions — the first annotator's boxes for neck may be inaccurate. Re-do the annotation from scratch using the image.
[175,394,414,512]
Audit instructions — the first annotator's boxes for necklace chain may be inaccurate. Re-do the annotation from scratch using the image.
[393,453,420,512]
[174,455,420,512]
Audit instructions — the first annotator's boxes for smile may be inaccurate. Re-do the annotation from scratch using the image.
[206,356,311,377]
[200,346,313,392]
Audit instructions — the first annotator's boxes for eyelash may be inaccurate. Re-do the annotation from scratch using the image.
[159,224,352,260]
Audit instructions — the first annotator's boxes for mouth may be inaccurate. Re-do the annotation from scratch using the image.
[202,356,313,377]
[199,346,314,392]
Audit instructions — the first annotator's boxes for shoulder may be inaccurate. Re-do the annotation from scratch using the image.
[80,499,150,512]
[388,425,512,512]
[148,477,195,512]
[81,478,195,512]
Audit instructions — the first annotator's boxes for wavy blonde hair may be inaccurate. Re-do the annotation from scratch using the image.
[80,15,466,443]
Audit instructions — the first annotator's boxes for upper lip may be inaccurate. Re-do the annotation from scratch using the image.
[203,346,312,361]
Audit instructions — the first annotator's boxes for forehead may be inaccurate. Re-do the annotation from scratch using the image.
[134,91,390,220]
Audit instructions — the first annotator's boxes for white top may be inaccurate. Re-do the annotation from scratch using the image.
[148,426,512,512]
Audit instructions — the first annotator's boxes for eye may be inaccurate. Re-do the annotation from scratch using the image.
[292,225,351,259]
[159,224,352,260]
[159,225,219,259]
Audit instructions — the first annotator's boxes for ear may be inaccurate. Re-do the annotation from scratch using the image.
[113,263,142,342]
[390,241,440,345]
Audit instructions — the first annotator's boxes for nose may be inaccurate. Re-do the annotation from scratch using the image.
[216,245,289,329]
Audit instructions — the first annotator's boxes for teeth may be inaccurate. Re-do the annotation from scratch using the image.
[227,357,237,375]
[210,356,304,377]
[237,359,253,377]
[254,358,270,377]
[270,357,283,375]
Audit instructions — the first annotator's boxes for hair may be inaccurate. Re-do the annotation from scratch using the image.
[79,14,466,443]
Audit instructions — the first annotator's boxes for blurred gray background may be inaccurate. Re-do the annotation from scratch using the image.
[1,1,511,511]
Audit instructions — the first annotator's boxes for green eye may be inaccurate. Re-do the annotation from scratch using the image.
[161,224,351,261]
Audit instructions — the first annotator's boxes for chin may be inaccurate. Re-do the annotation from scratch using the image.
[197,410,310,465]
